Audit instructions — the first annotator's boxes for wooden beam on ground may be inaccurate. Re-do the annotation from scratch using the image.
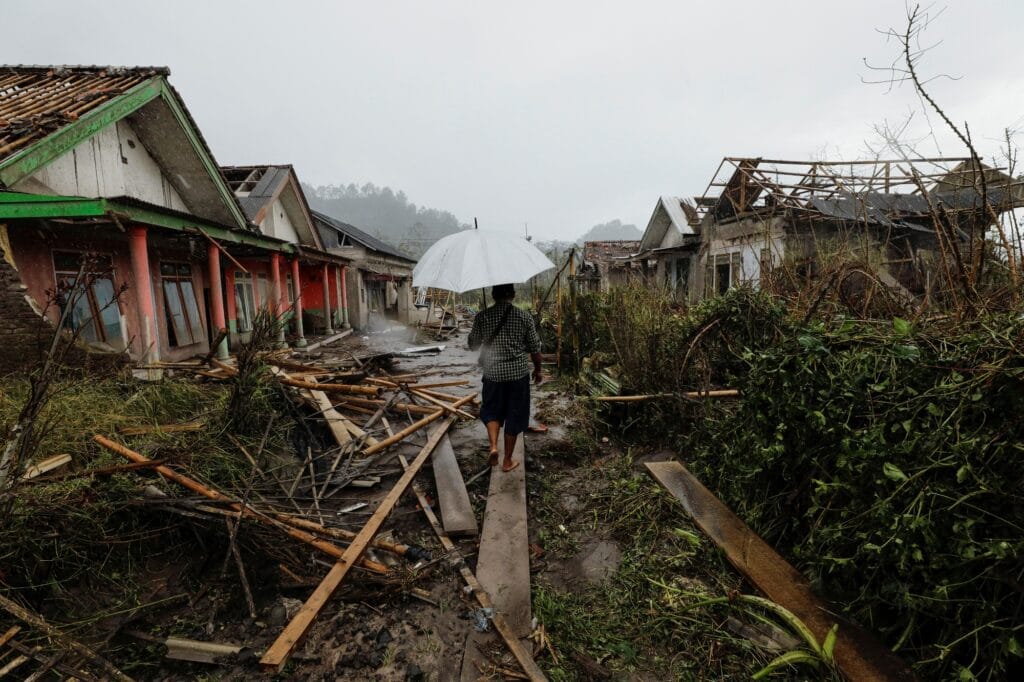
[474,435,532,634]
[431,434,478,536]
[411,389,475,420]
[644,460,917,682]
[303,329,353,353]
[259,417,458,671]
[304,388,351,448]
[20,453,71,480]
[399,452,545,681]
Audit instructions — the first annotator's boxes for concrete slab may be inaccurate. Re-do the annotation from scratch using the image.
[432,434,478,536]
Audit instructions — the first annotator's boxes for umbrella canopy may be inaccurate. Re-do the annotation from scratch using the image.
[412,229,555,293]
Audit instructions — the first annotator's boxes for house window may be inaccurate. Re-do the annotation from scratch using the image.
[675,258,689,292]
[286,274,296,305]
[53,252,122,345]
[234,272,256,333]
[760,247,773,279]
[160,262,204,347]
[257,274,270,310]
[706,253,743,296]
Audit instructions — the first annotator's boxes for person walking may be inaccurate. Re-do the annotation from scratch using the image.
[468,283,542,472]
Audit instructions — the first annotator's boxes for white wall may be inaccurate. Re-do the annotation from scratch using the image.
[260,198,301,243]
[15,120,188,211]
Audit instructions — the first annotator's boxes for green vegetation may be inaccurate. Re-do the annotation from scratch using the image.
[560,285,1024,680]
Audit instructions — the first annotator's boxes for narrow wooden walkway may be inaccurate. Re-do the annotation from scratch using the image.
[460,435,534,680]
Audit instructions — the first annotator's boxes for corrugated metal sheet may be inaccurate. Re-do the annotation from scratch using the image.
[312,210,415,263]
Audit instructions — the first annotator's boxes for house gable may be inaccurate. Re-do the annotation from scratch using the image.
[0,66,248,230]
[14,119,189,212]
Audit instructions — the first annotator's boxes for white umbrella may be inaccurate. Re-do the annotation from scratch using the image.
[413,228,555,293]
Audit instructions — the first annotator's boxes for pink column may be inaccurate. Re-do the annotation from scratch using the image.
[224,269,237,343]
[271,253,286,347]
[340,265,350,328]
[291,257,306,346]
[129,226,159,362]
[322,263,334,334]
[206,243,228,359]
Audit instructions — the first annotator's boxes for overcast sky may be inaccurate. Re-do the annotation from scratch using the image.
[5,1,1024,241]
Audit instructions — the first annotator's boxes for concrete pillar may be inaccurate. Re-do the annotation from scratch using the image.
[206,243,229,360]
[271,253,286,348]
[340,265,351,328]
[129,226,159,363]
[291,257,306,347]
[322,263,334,334]
[224,269,237,341]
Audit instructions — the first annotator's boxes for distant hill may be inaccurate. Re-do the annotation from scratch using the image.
[576,219,642,244]
[303,182,469,259]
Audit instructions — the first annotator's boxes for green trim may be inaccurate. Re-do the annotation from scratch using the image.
[0,80,163,187]
[154,80,248,230]
[0,193,292,253]
[0,77,248,231]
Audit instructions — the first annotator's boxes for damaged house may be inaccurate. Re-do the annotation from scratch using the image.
[0,65,350,372]
[634,157,1024,303]
[222,164,352,346]
[312,211,416,329]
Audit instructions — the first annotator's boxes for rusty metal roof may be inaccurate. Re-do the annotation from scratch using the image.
[583,240,640,263]
[0,65,168,162]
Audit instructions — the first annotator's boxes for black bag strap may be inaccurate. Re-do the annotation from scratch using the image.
[483,304,514,348]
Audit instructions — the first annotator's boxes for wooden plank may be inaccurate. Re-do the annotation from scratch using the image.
[644,460,917,682]
[259,417,458,671]
[305,388,351,448]
[20,454,71,480]
[431,434,478,536]
[302,329,352,353]
[362,393,476,456]
[399,453,546,681]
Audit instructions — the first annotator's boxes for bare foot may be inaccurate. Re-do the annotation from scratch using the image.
[488,450,499,467]
[502,459,520,473]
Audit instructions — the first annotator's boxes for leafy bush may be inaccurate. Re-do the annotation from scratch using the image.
[567,285,1024,680]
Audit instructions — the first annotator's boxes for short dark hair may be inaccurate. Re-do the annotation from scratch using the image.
[492,283,515,301]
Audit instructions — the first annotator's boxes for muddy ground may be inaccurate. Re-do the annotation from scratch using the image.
[123,323,588,681]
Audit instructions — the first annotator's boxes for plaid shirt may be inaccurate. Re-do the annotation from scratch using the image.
[468,302,541,382]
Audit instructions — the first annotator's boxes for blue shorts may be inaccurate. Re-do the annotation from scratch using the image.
[480,375,531,436]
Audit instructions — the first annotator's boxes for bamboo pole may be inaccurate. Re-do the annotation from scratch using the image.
[410,389,475,420]
[260,418,457,671]
[591,389,740,402]
[362,393,476,456]
[92,436,388,574]
[338,396,439,416]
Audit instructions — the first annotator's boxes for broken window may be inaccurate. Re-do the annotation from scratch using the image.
[234,272,256,333]
[675,258,690,292]
[53,251,122,346]
[705,253,742,296]
[161,262,204,347]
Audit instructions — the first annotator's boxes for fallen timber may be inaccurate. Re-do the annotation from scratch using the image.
[591,389,740,402]
[398,451,546,681]
[259,417,459,671]
[645,460,917,682]
[92,436,390,574]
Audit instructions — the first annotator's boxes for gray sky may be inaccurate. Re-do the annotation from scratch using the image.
[5,1,1024,241]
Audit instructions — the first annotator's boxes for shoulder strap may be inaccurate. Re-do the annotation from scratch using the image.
[483,304,514,347]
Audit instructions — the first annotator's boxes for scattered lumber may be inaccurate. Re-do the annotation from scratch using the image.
[259,417,458,671]
[165,637,244,664]
[399,450,546,681]
[92,436,389,575]
[363,393,475,456]
[302,329,353,352]
[644,460,917,682]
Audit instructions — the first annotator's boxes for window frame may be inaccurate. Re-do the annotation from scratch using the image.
[160,261,204,347]
[52,251,122,345]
